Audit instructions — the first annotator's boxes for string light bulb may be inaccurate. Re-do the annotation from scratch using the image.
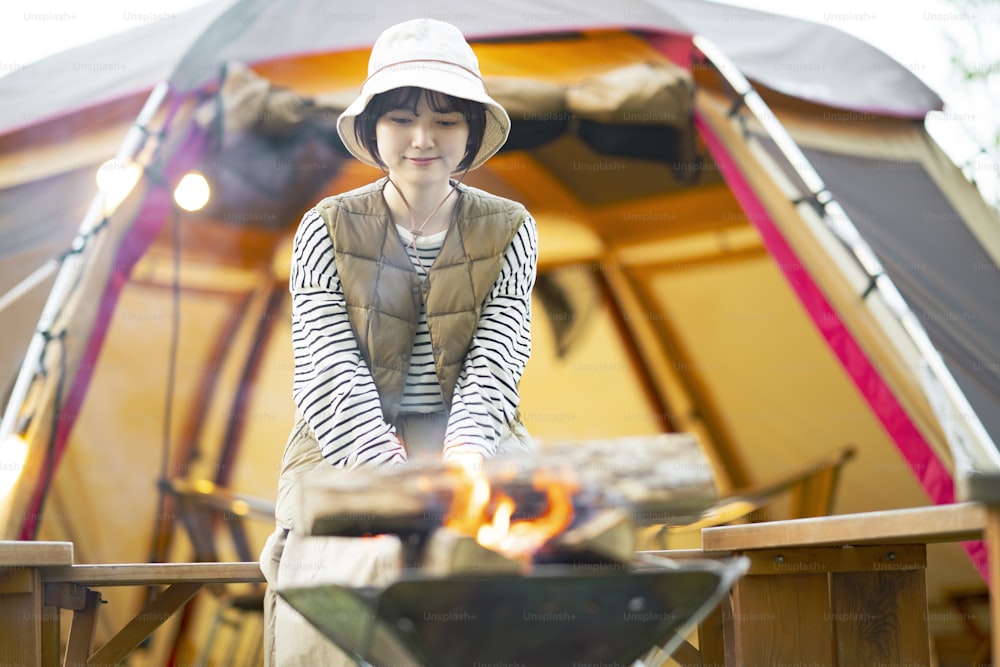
[173,171,210,212]
[0,432,29,498]
[96,159,142,213]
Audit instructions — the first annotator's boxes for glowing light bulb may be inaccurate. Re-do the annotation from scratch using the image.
[0,433,29,498]
[173,172,210,212]
[96,159,142,212]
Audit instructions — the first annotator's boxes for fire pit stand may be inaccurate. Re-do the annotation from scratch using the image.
[280,556,748,667]
[281,436,747,666]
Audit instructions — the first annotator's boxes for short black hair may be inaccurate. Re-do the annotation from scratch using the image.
[354,86,487,173]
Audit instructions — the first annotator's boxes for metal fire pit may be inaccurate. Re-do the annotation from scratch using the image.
[280,556,748,667]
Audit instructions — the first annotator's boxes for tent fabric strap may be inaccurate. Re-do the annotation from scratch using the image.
[133,121,166,142]
[70,214,110,255]
[792,189,832,219]
[35,329,65,377]
[143,163,171,189]
[717,76,750,136]
[726,91,749,119]
[860,274,883,300]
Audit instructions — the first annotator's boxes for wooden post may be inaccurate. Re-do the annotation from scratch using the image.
[718,545,929,666]
[829,556,929,664]
[0,541,74,667]
[986,505,999,664]
[960,471,1000,666]
[730,569,834,664]
[62,589,102,667]
[0,567,43,665]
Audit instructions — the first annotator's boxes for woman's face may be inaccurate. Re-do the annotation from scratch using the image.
[375,91,470,186]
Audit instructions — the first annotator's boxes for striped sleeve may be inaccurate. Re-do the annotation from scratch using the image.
[443,215,538,460]
[290,208,407,468]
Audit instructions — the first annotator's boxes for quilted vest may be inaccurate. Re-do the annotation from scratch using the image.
[315,178,528,424]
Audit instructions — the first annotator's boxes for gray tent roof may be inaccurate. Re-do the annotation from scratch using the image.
[0,0,942,137]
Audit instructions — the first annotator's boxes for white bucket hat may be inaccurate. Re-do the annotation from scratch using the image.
[336,18,511,171]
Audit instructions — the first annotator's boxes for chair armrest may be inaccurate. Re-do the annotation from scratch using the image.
[636,446,857,549]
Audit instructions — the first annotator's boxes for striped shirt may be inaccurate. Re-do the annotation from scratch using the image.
[396,225,447,412]
[290,205,538,468]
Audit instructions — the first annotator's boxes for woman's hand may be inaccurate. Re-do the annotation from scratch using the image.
[444,450,485,473]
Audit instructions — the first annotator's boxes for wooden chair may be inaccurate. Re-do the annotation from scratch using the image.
[637,444,857,551]
[164,478,276,666]
[637,444,857,667]
[933,589,991,666]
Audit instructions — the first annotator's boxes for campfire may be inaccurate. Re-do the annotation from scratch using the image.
[442,455,579,566]
[285,435,749,667]
[299,435,717,569]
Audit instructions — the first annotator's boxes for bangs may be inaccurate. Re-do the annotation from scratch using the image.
[356,86,489,172]
[379,87,460,114]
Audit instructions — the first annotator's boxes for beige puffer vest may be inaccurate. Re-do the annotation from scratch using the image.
[273,180,532,528]
[315,178,527,424]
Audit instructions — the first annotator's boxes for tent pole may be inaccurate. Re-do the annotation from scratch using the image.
[691,35,1000,480]
[0,82,171,445]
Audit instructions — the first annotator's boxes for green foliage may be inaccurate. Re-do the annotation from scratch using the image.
[940,0,1000,208]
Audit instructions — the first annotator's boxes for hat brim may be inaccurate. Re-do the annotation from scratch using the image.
[337,62,511,171]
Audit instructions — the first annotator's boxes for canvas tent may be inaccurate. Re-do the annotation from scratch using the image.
[1,0,998,662]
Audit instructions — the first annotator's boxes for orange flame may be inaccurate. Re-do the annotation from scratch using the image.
[444,457,578,562]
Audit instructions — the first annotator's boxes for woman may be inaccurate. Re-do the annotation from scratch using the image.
[260,18,538,666]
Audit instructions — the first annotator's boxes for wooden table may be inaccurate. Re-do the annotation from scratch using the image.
[0,540,264,666]
[697,502,993,666]
[0,541,74,664]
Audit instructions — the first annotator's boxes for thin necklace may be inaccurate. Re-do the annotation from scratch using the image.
[386,173,467,273]
[388,177,456,241]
